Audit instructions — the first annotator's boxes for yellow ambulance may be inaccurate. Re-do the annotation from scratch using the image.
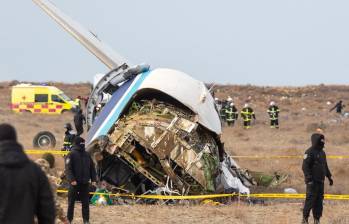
[11,84,79,114]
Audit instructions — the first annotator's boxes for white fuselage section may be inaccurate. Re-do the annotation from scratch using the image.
[139,68,221,135]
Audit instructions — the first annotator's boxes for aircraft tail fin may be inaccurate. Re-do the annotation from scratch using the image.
[33,0,128,69]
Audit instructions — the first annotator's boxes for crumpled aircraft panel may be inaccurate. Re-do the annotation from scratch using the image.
[139,68,222,135]
[89,100,220,194]
[88,69,221,143]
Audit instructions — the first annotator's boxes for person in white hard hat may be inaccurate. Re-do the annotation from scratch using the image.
[225,102,238,126]
[267,101,280,128]
[240,103,256,129]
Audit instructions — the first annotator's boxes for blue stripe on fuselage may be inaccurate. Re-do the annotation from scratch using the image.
[87,71,151,143]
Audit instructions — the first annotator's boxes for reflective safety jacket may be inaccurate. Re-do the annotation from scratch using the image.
[267,105,280,120]
[225,106,238,121]
[63,130,75,150]
[241,107,255,121]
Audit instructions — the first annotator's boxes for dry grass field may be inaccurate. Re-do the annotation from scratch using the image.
[58,201,349,224]
[1,82,349,223]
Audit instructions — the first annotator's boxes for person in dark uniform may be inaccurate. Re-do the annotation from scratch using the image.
[225,102,238,126]
[240,103,256,129]
[302,133,333,224]
[65,136,96,224]
[219,101,227,125]
[74,109,86,136]
[62,123,75,151]
[0,123,55,223]
[267,101,280,128]
[330,100,345,114]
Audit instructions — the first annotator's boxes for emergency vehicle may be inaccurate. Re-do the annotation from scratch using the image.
[11,84,78,114]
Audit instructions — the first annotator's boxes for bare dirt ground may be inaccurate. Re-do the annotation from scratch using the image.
[1,82,349,223]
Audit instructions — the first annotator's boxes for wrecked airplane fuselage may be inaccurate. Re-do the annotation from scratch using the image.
[88,99,221,194]
[86,68,225,195]
[33,0,251,196]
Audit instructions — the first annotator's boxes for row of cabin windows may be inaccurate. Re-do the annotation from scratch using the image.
[34,94,65,103]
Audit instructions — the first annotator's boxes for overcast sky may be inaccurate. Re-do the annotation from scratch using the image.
[0,0,349,86]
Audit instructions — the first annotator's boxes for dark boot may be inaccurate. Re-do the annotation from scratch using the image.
[314,218,320,224]
[302,217,309,224]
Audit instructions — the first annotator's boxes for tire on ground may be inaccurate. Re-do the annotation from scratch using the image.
[33,131,56,149]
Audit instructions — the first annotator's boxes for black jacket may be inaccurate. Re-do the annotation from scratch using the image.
[302,134,332,184]
[65,145,97,184]
[0,140,55,224]
[330,101,345,113]
[74,112,86,128]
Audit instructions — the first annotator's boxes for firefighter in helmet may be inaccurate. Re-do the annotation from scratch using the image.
[62,123,76,151]
[225,102,238,126]
[267,101,280,128]
[240,103,256,129]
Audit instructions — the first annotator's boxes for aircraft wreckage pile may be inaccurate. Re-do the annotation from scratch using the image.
[88,100,253,196]
[33,0,288,202]
[86,99,290,200]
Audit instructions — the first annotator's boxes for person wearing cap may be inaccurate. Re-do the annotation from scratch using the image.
[267,101,280,128]
[225,102,238,126]
[0,123,55,223]
[240,103,256,129]
[302,133,333,224]
[65,136,97,224]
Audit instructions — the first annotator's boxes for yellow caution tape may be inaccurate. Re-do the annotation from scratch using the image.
[56,189,235,200]
[327,155,349,159]
[25,149,69,155]
[27,149,349,201]
[57,189,134,198]
[56,189,349,201]
[231,155,349,159]
[231,155,302,159]
[25,149,349,160]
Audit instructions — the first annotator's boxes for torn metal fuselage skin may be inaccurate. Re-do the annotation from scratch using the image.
[88,97,223,195]
[86,69,225,195]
